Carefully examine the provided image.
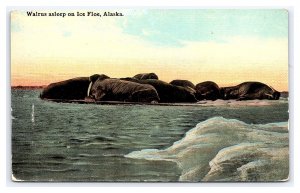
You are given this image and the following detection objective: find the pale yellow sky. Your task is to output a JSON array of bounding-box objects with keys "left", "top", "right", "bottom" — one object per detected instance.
[{"left": 11, "top": 10, "right": 288, "bottom": 91}]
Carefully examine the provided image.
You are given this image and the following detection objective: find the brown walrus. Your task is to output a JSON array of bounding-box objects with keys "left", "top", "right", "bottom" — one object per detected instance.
[
  {"left": 220, "top": 82, "right": 281, "bottom": 100},
  {"left": 87, "top": 78, "right": 160, "bottom": 103}
]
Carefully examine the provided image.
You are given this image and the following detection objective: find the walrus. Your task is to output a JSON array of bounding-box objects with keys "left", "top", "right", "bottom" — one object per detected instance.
[
  {"left": 87, "top": 78, "right": 160, "bottom": 103},
  {"left": 120, "top": 78, "right": 197, "bottom": 103},
  {"left": 40, "top": 74, "right": 111, "bottom": 100},
  {"left": 133, "top": 73, "right": 159, "bottom": 80},
  {"left": 169, "top": 79, "right": 195, "bottom": 89},
  {"left": 195, "top": 81, "right": 221, "bottom": 101},
  {"left": 220, "top": 82, "right": 281, "bottom": 100},
  {"left": 40, "top": 77, "right": 90, "bottom": 100}
]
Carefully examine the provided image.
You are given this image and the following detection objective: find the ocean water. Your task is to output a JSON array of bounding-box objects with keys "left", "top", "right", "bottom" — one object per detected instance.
[{"left": 11, "top": 89, "right": 289, "bottom": 182}]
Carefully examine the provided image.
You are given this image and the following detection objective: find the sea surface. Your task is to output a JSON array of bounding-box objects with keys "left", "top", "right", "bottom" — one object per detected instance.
[{"left": 11, "top": 89, "right": 289, "bottom": 182}]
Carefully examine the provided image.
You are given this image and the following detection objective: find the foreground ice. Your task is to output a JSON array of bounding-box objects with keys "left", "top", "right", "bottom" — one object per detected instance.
[{"left": 125, "top": 117, "right": 289, "bottom": 182}]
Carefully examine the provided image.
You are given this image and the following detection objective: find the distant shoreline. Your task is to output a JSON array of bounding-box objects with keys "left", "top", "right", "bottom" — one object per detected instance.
[
  {"left": 11, "top": 85, "right": 45, "bottom": 90},
  {"left": 280, "top": 91, "right": 289, "bottom": 98}
]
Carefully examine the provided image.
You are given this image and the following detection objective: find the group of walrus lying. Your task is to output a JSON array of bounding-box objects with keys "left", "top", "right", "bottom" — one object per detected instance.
[{"left": 40, "top": 72, "right": 281, "bottom": 103}]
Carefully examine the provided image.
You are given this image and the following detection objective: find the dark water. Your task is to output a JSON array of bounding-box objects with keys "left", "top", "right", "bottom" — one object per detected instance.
[{"left": 11, "top": 89, "right": 289, "bottom": 181}]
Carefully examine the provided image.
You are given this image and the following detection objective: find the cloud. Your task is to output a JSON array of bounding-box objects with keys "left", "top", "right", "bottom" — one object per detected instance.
[{"left": 119, "top": 9, "right": 288, "bottom": 46}]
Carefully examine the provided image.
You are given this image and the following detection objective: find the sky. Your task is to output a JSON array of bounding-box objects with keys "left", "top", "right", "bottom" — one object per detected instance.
[{"left": 11, "top": 9, "right": 288, "bottom": 91}]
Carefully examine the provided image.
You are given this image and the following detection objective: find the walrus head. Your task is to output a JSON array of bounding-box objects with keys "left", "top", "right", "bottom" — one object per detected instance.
[
  {"left": 147, "top": 73, "right": 159, "bottom": 80},
  {"left": 273, "top": 91, "right": 281, "bottom": 100},
  {"left": 270, "top": 86, "right": 281, "bottom": 100},
  {"left": 219, "top": 87, "right": 229, "bottom": 99},
  {"left": 87, "top": 74, "right": 110, "bottom": 97},
  {"left": 265, "top": 91, "right": 280, "bottom": 100},
  {"left": 265, "top": 85, "right": 281, "bottom": 100},
  {"left": 89, "top": 74, "right": 110, "bottom": 83}
]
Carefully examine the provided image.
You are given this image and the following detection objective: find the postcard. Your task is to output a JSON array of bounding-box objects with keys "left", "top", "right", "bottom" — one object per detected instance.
[{"left": 11, "top": 9, "right": 288, "bottom": 182}]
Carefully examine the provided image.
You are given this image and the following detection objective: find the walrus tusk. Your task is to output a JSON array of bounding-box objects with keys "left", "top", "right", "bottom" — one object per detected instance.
[
  {"left": 87, "top": 81, "right": 93, "bottom": 97},
  {"left": 201, "top": 91, "right": 211, "bottom": 96},
  {"left": 264, "top": 93, "right": 273, "bottom": 98}
]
